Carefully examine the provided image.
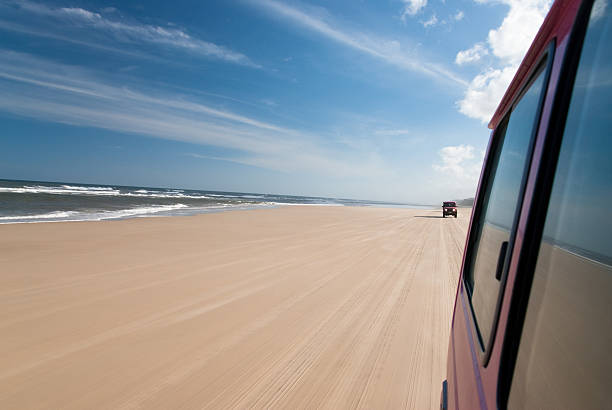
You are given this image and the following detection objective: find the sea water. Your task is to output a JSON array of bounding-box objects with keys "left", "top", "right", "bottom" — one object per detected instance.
[{"left": 0, "top": 179, "right": 433, "bottom": 223}]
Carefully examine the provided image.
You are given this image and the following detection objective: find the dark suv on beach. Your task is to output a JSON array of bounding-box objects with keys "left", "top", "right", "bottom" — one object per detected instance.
[
  {"left": 441, "top": 1, "right": 612, "bottom": 409},
  {"left": 442, "top": 202, "right": 457, "bottom": 218}
]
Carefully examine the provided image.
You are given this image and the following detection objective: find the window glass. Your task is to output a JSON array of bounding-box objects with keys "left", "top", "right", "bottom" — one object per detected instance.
[
  {"left": 466, "top": 66, "right": 547, "bottom": 348},
  {"left": 509, "top": 2, "right": 612, "bottom": 408}
]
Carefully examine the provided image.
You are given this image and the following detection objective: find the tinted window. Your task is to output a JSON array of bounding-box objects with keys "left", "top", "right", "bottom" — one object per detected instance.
[
  {"left": 466, "top": 66, "right": 547, "bottom": 348},
  {"left": 509, "top": 2, "right": 612, "bottom": 408}
]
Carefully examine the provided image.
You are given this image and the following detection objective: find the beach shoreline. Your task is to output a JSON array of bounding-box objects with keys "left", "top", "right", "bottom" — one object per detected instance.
[
  {"left": 1, "top": 206, "right": 468, "bottom": 409},
  {"left": 0, "top": 179, "right": 434, "bottom": 224}
]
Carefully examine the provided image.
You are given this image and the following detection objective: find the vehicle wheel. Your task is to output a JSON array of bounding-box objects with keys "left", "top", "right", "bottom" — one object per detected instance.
[
  {"left": 443, "top": 214, "right": 445, "bottom": 218},
  {"left": 454, "top": 214, "right": 457, "bottom": 218}
]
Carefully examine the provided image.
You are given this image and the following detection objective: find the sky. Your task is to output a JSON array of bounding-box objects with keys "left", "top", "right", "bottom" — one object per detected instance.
[{"left": 0, "top": 0, "right": 553, "bottom": 204}]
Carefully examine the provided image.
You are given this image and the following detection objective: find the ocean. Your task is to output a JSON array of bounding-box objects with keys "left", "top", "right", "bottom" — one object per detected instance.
[{"left": 0, "top": 179, "right": 433, "bottom": 224}]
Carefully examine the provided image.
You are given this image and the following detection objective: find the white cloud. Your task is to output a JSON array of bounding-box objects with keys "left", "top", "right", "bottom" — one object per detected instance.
[
  {"left": 249, "top": 0, "right": 466, "bottom": 86},
  {"left": 457, "top": 66, "right": 516, "bottom": 122},
  {"left": 401, "top": 0, "right": 428, "bottom": 19},
  {"left": 455, "top": 42, "right": 488, "bottom": 65},
  {"left": 3, "top": 1, "right": 259, "bottom": 67},
  {"left": 457, "top": 0, "right": 552, "bottom": 123},
  {"left": 486, "top": 0, "right": 552, "bottom": 65},
  {"left": 433, "top": 144, "right": 483, "bottom": 186},
  {"left": 454, "top": 11, "right": 465, "bottom": 21},
  {"left": 434, "top": 144, "right": 474, "bottom": 172},
  {"left": 591, "top": 0, "right": 608, "bottom": 21},
  {"left": 422, "top": 14, "right": 438, "bottom": 28},
  {"left": 60, "top": 7, "right": 100, "bottom": 21}
]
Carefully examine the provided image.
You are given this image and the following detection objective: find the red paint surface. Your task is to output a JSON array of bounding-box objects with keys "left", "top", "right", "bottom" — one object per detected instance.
[{"left": 445, "top": 0, "right": 583, "bottom": 408}]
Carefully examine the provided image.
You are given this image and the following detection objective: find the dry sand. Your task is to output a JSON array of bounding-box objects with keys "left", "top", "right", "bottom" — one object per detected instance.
[{"left": 0, "top": 206, "right": 469, "bottom": 409}]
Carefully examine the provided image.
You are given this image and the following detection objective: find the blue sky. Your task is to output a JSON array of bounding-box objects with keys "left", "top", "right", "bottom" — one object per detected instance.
[{"left": 0, "top": 0, "right": 552, "bottom": 203}]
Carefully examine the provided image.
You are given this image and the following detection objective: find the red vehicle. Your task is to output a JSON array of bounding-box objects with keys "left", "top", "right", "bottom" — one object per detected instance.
[
  {"left": 442, "top": 1, "right": 612, "bottom": 409},
  {"left": 443, "top": 201, "right": 458, "bottom": 218}
]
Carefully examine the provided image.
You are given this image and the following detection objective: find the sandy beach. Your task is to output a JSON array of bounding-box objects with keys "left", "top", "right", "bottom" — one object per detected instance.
[{"left": 0, "top": 206, "right": 469, "bottom": 409}]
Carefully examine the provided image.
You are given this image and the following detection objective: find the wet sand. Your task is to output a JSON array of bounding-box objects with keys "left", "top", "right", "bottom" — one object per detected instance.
[{"left": 0, "top": 206, "right": 469, "bottom": 409}]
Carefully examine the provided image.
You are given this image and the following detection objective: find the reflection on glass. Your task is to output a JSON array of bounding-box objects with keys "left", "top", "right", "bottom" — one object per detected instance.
[
  {"left": 509, "top": 3, "right": 612, "bottom": 409},
  {"left": 468, "top": 67, "right": 546, "bottom": 347}
]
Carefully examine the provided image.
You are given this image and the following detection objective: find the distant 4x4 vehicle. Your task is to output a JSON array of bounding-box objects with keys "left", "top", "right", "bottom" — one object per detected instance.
[{"left": 442, "top": 202, "right": 457, "bottom": 218}]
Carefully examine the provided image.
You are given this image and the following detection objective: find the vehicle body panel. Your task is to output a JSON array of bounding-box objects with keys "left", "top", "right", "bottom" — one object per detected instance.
[{"left": 445, "top": 1, "right": 583, "bottom": 408}]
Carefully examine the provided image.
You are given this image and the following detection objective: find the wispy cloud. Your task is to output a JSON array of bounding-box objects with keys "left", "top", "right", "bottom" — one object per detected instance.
[
  {"left": 401, "top": 0, "right": 428, "bottom": 20},
  {"left": 433, "top": 145, "right": 475, "bottom": 177},
  {"left": 0, "top": 50, "right": 388, "bottom": 178},
  {"left": 260, "top": 98, "right": 278, "bottom": 107},
  {"left": 421, "top": 14, "right": 439, "bottom": 28},
  {"left": 248, "top": 0, "right": 467, "bottom": 87},
  {"left": 373, "top": 129, "right": 412, "bottom": 137},
  {"left": 433, "top": 144, "right": 483, "bottom": 196},
  {"left": 455, "top": 42, "right": 488, "bottom": 65},
  {"left": 0, "top": 19, "right": 154, "bottom": 60},
  {"left": 1, "top": 0, "right": 260, "bottom": 68}
]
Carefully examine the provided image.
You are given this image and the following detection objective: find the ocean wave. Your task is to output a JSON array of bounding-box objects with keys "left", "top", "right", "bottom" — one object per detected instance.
[
  {"left": 0, "top": 211, "right": 77, "bottom": 220},
  {"left": 99, "top": 204, "right": 189, "bottom": 219},
  {"left": 61, "top": 185, "right": 115, "bottom": 191},
  {"left": 0, "top": 183, "right": 286, "bottom": 203},
  {"left": 0, "top": 204, "right": 189, "bottom": 224},
  {"left": 208, "top": 193, "right": 241, "bottom": 198},
  {"left": 0, "top": 185, "right": 218, "bottom": 200},
  {"left": 120, "top": 192, "right": 213, "bottom": 199},
  {"left": 0, "top": 186, "right": 121, "bottom": 196}
]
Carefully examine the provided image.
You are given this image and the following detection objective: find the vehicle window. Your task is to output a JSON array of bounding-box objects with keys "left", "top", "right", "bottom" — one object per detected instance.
[
  {"left": 509, "top": 2, "right": 612, "bottom": 409},
  {"left": 465, "top": 65, "right": 547, "bottom": 348}
]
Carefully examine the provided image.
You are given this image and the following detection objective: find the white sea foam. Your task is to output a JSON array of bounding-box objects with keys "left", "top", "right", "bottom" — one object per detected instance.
[
  {"left": 61, "top": 185, "right": 115, "bottom": 191},
  {"left": 0, "top": 184, "right": 415, "bottom": 209},
  {"left": 120, "top": 192, "right": 212, "bottom": 199},
  {"left": 0, "top": 185, "right": 217, "bottom": 199},
  {"left": 0, "top": 186, "right": 120, "bottom": 196},
  {"left": 99, "top": 204, "right": 189, "bottom": 219},
  {"left": 0, "top": 204, "right": 190, "bottom": 224},
  {"left": 0, "top": 211, "right": 77, "bottom": 220},
  {"left": 0, "top": 182, "right": 281, "bottom": 203},
  {"left": 208, "top": 194, "right": 241, "bottom": 198}
]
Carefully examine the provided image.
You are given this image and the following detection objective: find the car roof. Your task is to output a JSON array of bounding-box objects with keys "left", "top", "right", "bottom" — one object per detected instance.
[{"left": 488, "top": 0, "right": 581, "bottom": 130}]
